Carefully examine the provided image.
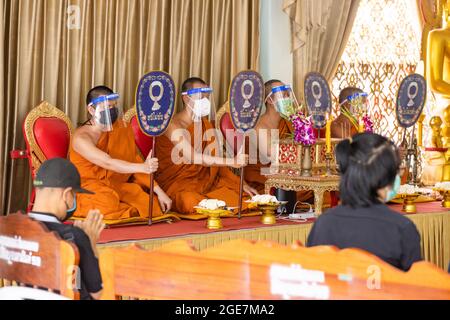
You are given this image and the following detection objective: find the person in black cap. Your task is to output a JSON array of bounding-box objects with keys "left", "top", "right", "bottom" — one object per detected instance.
[{"left": 29, "top": 158, "right": 104, "bottom": 300}]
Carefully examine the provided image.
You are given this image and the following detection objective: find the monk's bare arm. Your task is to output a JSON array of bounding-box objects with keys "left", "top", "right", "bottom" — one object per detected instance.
[
  {"left": 73, "top": 131, "right": 154, "bottom": 174},
  {"left": 164, "top": 123, "right": 244, "bottom": 168},
  {"left": 252, "top": 120, "right": 272, "bottom": 162}
]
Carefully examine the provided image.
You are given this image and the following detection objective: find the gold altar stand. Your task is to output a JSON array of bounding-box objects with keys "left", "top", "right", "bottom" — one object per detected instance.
[{"left": 264, "top": 174, "right": 340, "bottom": 214}]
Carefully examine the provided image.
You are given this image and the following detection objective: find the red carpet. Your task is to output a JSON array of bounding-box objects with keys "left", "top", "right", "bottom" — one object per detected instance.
[
  {"left": 98, "top": 215, "right": 309, "bottom": 244},
  {"left": 389, "top": 201, "right": 447, "bottom": 214},
  {"left": 98, "top": 201, "right": 449, "bottom": 244}
]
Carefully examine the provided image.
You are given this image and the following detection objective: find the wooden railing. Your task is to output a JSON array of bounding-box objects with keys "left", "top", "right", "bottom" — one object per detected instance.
[{"left": 99, "top": 239, "right": 450, "bottom": 300}]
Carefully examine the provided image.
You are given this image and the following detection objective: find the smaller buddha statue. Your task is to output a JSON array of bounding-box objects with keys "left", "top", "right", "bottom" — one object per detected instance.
[
  {"left": 422, "top": 117, "right": 447, "bottom": 185},
  {"left": 430, "top": 116, "right": 444, "bottom": 148}
]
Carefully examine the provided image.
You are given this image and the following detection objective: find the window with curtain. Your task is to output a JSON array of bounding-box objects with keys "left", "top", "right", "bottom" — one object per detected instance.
[{"left": 331, "top": 0, "right": 422, "bottom": 145}]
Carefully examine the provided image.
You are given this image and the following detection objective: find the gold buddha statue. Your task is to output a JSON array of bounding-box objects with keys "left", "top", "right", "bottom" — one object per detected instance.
[
  {"left": 427, "top": 0, "right": 450, "bottom": 106},
  {"left": 426, "top": 0, "right": 450, "bottom": 181}
]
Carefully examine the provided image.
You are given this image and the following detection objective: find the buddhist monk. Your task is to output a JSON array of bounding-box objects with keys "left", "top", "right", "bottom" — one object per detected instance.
[
  {"left": 330, "top": 87, "right": 362, "bottom": 139},
  {"left": 244, "top": 79, "right": 314, "bottom": 204},
  {"left": 155, "top": 77, "right": 258, "bottom": 215},
  {"left": 70, "top": 86, "right": 172, "bottom": 220}
]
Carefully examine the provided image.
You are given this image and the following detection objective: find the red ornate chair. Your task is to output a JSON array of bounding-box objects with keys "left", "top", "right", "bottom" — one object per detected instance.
[
  {"left": 215, "top": 102, "right": 244, "bottom": 157},
  {"left": 10, "top": 101, "right": 73, "bottom": 211},
  {"left": 123, "top": 108, "right": 154, "bottom": 159}
]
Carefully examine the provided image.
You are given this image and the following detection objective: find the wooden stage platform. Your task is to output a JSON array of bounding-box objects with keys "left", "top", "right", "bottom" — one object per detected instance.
[{"left": 97, "top": 202, "right": 450, "bottom": 270}]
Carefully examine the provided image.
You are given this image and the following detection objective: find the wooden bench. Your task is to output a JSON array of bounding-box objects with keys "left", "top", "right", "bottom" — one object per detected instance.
[
  {"left": 0, "top": 213, "right": 80, "bottom": 299},
  {"left": 99, "top": 239, "right": 450, "bottom": 300}
]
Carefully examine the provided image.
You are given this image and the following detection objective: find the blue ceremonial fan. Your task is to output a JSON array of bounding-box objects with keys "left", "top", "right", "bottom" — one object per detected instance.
[
  {"left": 229, "top": 70, "right": 264, "bottom": 133},
  {"left": 135, "top": 71, "right": 176, "bottom": 137},
  {"left": 396, "top": 74, "right": 427, "bottom": 128},
  {"left": 228, "top": 70, "right": 264, "bottom": 219},
  {"left": 135, "top": 71, "right": 176, "bottom": 226},
  {"left": 304, "top": 72, "right": 332, "bottom": 129}
]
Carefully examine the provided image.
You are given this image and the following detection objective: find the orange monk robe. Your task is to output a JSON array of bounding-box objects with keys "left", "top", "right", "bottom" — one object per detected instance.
[
  {"left": 70, "top": 122, "right": 163, "bottom": 220},
  {"left": 244, "top": 118, "right": 314, "bottom": 202},
  {"left": 155, "top": 118, "right": 246, "bottom": 215}
]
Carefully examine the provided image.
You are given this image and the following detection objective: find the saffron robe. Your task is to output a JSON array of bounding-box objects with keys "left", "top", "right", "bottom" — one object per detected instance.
[
  {"left": 70, "top": 122, "right": 162, "bottom": 220},
  {"left": 155, "top": 118, "right": 245, "bottom": 215}
]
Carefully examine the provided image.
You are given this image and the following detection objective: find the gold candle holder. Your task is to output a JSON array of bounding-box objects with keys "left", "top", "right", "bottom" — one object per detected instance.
[
  {"left": 400, "top": 194, "right": 419, "bottom": 214},
  {"left": 258, "top": 203, "right": 279, "bottom": 225},
  {"left": 325, "top": 152, "right": 333, "bottom": 176}
]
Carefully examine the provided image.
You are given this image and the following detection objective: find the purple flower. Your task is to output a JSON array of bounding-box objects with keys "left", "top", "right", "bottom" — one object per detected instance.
[
  {"left": 290, "top": 112, "right": 316, "bottom": 146},
  {"left": 363, "top": 114, "right": 374, "bottom": 133}
]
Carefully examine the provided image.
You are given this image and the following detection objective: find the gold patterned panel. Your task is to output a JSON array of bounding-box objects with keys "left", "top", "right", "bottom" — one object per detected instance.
[
  {"left": 331, "top": 0, "right": 421, "bottom": 145},
  {"left": 23, "top": 101, "right": 73, "bottom": 174},
  {"left": 275, "top": 138, "right": 341, "bottom": 176}
]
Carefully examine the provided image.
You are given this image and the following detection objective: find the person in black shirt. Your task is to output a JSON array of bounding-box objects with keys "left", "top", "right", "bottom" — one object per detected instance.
[
  {"left": 28, "top": 158, "right": 105, "bottom": 300},
  {"left": 307, "top": 133, "right": 422, "bottom": 271}
]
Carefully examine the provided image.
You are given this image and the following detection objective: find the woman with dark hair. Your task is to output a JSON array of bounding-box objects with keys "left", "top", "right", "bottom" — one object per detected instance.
[{"left": 307, "top": 133, "right": 422, "bottom": 271}]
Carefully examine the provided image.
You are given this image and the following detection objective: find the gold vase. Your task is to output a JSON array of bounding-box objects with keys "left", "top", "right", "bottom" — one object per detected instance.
[{"left": 301, "top": 145, "right": 312, "bottom": 177}]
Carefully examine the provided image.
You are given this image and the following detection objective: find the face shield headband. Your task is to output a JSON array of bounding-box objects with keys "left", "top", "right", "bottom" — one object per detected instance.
[
  {"left": 182, "top": 87, "right": 214, "bottom": 122},
  {"left": 88, "top": 93, "right": 121, "bottom": 132},
  {"left": 265, "top": 85, "right": 300, "bottom": 119}
]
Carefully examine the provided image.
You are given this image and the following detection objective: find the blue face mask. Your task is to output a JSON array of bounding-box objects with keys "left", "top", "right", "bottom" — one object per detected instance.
[
  {"left": 385, "top": 175, "right": 401, "bottom": 203},
  {"left": 64, "top": 192, "right": 77, "bottom": 221}
]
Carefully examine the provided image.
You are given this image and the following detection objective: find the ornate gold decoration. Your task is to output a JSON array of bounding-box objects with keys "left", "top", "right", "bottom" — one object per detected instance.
[
  {"left": 214, "top": 102, "right": 230, "bottom": 130},
  {"left": 264, "top": 175, "right": 340, "bottom": 215},
  {"left": 275, "top": 138, "right": 340, "bottom": 176},
  {"left": 123, "top": 107, "right": 137, "bottom": 123},
  {"left": 23, "top": 101, "right": 73, "bottom": 174}
]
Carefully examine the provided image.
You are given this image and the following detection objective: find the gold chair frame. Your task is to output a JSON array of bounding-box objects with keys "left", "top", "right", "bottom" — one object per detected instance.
[{"left": 23, "top": 101, "right": 73, "bottom": 174}]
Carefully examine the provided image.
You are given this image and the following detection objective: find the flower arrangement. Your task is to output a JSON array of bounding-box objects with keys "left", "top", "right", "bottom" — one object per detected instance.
[{"left": 290, "top": 112, "right": 316, "bottom": 146}]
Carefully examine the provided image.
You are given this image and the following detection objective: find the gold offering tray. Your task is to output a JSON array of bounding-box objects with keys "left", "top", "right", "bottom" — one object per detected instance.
[
  {"left": 194, "top": 207, "right": 235, "bottom": 230},
  {"left": 432, "top": 188, "right": 450, "bottom": 208}
]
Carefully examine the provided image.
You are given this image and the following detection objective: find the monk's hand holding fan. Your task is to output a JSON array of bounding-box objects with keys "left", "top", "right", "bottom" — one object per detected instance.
[{"left": 144, "top": 150, "right": 159, "bottom": 174}]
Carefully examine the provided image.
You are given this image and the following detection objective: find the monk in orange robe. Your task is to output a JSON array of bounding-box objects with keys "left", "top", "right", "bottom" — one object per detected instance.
[
  {"left": 155, "top": 77, "right": 258, "bottom": 215},
  {"left": 243, "top": 79, "right": 314, "bottom": 203},
  {"left": 70, "top": 86, "right": 172, "bottom": 220}
]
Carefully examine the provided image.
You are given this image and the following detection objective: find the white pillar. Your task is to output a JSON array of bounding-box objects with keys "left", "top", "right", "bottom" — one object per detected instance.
[{"left": 260, "top": 0, "right": 293, "bottom": 85}]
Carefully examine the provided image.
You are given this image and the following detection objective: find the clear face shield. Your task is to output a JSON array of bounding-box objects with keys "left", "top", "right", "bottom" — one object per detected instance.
[
  {"left": 88, "top": 93, "right": 122, "bottom": 132},
  {"left": 265, "top": 84, "right": 301, "bottom": 119},
  {"left": 182, "top": 87, "right": 215, "bottom": 122}
]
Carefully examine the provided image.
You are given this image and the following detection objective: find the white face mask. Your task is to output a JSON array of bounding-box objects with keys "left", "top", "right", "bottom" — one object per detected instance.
[{"left": 188, "top": 97, "right": 211, "bottom": 122}]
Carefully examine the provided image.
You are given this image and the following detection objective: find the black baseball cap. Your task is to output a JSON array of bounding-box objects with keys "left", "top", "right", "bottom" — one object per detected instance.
[{"left": 33, "top": 158, "right": 94, "bottom": 194}]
